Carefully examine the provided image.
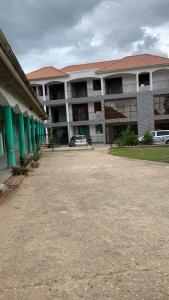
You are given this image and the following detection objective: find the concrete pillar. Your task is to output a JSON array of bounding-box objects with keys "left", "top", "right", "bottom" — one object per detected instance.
[
  {"left": 40, "top": 123, "right": 42, "bottom": 144},
  {"left": 101, "top": 78, "right": 105, "bottom": 96},
  {"left": 4, "top": 106, "right": 16, "bottom": 167},
  {"left": 31, "top": 118, "right": 36, "bottom": 151},
  {"left": 101, "top": 99, "right": 106, "bottom": 144},
  {"left": 18, "top": 113, "right": 26, "bottom": 158},
  {"left": 35, "top": 121, "right": 39, "bottom": 147},
  {"left": 150, "top": 72, "right": 153, "bottom": 91},
  {"left": 26, "top": 116, "right": 32, "bottom": 153},
  {"left": 136, "top": 73, "right": 139, "bottom": 92},
  {"left": 65, "top": 82, "right": 70, "bottom": 142},
  {"left": 137, "top": 91, "right": 155, "bottom": 136}
]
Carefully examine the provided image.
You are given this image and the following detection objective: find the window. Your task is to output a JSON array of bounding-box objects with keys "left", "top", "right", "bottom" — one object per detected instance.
[
  {"left": 157, "top": 131, "right": 169, "bottom": 136},
  {"left": 32, "top": 86, "right": 37, "bottom": 95},
  {"left": 93, "top": 79, "right": 101, "bottom": 91},
  {"left": 71, "top": 81, "right": 87, "bottom": 98},
  {"left": 105, "top": 77, "right": 123, "bottom": 94},
  {"left": 154, "top": 95, "right": 169, "bottom": 115},
  {"left": 49, "top": 84, "right": 65, "bottom": 100},
  {"left": 139, "top": 73, "right": 150, "bottom": 86},
  {"left": 94, "top": 102, "right": 101, "bottom": 113},
  {"left": 96, "top": 125, "right": 103, "bottom": 134},
  {"left": 38, "top": 85, "right": 43, "bottom": 96},
  {"left": 105, "top": 98, "right": 137, "bottom": 119}
]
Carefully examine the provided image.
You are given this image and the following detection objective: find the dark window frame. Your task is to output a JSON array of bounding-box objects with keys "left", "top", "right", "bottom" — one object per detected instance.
[{"left": 93, "top": 79, "right": 101, "bottom": 91}]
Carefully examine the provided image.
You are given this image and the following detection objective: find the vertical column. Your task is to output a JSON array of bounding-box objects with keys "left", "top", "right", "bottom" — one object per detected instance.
[
  {"left": 150, "top": 72, "right": 153, "bottom": 91},
  {"left": 35, "top": 121, "right": 39, "bottom": 147},
  {"left": 18, "top": 112, "right": 26, "bottom": 158},
  {"left": 101, "top": 78, "right": 106, "bottom": 144},
  {"left": 31, "top": 118, "right": 36, "bottom": 151},
  {"left": 4, "top": 106, "right": 16, "bottom": 167},
  {"left": 40, "top": 123, "right": 42, "bottom": 144},
  {"left": 136, "top": 73, "right": 139, "bottom": 92},
  {"left": 101, "top": 78, "right": 105, "bottom": 96},
  {"left": 26, "top": 116, "right": 32, "bottom": 153},
  {"left": 101, "top": 99, "right": 106, "bottom": 144},
  {"left": 65, "top": 82, "right": 70, "bottom": 142},
  {"left": 42, "top": 84, "right": 48, "bottom": 143}
]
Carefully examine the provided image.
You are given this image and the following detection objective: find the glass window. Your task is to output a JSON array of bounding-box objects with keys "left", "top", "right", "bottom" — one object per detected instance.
[
  {"left": 94, "top": 102, "right": 101, "bottom": 112},
  {"left": 154, "top": 95, "right": 169, "bottom": 115},
  {"left": 32, "top": 86, "right": 37, "bottom": 95},
  {"left": 105, "top": 98, "right": 137, "bottom": 119},
  {"left": 157, "top": 131, "right": 169, "bottom": 136},
  {"left": 139, "top": 73, "right": 150, "bottom": 86},
  {"left": 38, "top": 85, "right": 43, "bottom": 96},
  {"left": 93, "top": 79, "right": 101, "bottom": 91},
  {"left": 96, "top": 125, "right": 103, "bottom": 134}
]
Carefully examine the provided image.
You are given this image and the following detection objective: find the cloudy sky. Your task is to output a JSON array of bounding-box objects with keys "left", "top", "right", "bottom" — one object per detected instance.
[{"left": 1, "top": 0, "right": 169, "bottom": 73}]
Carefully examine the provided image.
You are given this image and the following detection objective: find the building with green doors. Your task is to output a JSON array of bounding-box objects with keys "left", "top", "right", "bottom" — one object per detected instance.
[{"left": 0, "top": 30, "right": 46, "bottom": 170}]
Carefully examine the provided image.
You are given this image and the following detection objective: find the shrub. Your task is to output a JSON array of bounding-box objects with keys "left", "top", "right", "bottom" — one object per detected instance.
[
  {"left": 32, "top": 151, "right": 41, "bottom": 161},
  {"left": 20, "top": 155, "right": 32, "bottom": 167},
  {"left": 142, "top": 131, "right": 153, "bottom": 145},
  {"left": 115, "top": 128, "right": 138, "bottom": 146},
  {"left": 12, "top": 166, "right": 29, "bottom": 176}
]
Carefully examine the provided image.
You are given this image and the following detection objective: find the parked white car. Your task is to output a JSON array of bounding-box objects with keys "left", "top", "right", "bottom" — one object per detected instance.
[
  {"left": 139, "top": 130, "right": 169, "bottom": 144},
  {"left": 69, "top": 135, "right": 89, "bottom": 146}
]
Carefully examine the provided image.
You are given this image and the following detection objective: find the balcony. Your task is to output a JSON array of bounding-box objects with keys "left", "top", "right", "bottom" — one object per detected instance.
[
  {"left": 69, "top": 111, "right": 104, "bottom": 125},
  {"left": 153, "top": 79, "right": 169, "bottom": 91},
  {"left": 71, "top": 81, "right": 88, "bottom": 98},
  {"left": 49, "top": 83, "right": 65, "bottom": 101}
]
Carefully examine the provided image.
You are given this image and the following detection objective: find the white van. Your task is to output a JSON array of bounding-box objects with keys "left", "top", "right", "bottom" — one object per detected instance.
[{"left": 139, "top": 130, "right": 169, "bottom": 144}]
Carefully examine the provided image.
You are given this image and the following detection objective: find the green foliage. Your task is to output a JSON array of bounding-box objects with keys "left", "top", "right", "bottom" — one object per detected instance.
[
  {"left": 12, "top": 166, "right": 29, "bottom": 176},
  {"left": 48, "top": 138, "right": 55, "bottom": 151},
  {"left": 20, "top": 155, "right": 32, "bottom": 167},
  {"left": 115, "top": 128, "right": 138, "bottom": 146},
  {"left": 32, "top": 150, "right": 41, "bottom": 161},
  {"left": 111, "top": 146, "right": 169, "bottom": 163},
  {"left": 142, "top": 131, "right": 153, "bottom": 145}
]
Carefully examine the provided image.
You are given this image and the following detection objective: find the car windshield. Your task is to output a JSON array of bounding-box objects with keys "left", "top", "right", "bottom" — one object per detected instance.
[{"left": 75, "top": 135, "right": 86, "bottom": 141}]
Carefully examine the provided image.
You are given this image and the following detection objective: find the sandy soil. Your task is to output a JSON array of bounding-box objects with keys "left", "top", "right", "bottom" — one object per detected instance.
[{"left": 0, "top": 149, "right": 169, "bottom": 299}]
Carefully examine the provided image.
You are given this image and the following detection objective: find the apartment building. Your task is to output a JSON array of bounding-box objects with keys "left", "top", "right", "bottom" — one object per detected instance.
[
  {"left": 27, "top": 54, "right": 169, "bottom": 144},
  {"left": 0, "top": 30, "right": 46, "bottom": 170}
]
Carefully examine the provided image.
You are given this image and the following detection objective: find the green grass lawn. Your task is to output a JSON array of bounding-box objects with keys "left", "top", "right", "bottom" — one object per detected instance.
[{"left": 111, "top": 146, "right": 169, "bottom": 163}]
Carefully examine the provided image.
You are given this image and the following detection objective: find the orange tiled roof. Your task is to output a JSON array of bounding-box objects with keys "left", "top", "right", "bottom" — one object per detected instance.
[
  {"left": 26, "top": 54, "right": 169, "bottom": 80},
  {"left": 61, "top": 60, "right": 115, "bottom": 73},
  {"left": 97, "top": 54, "right": 169, "bottom": 73},
  {"left": 26, "top": 67, "right": 67, "bottom": 80}
]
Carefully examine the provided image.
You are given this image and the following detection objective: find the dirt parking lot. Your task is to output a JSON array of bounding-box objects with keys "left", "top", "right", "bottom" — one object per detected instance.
[{"left": 0, "top": 148, "right": 169, "bottom": 299}]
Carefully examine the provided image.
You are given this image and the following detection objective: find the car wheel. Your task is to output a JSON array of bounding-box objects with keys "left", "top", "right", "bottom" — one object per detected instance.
[{"left": 166, "top": 140, "right": 169, "bottom": 144}]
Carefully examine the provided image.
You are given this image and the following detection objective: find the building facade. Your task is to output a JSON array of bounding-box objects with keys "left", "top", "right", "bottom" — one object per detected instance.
[
  {"left": 0, "top": 30, "right": 46, "bottom": 170},
  {"left": 27, "top": 54, "right": 169, "bottom": 144}
]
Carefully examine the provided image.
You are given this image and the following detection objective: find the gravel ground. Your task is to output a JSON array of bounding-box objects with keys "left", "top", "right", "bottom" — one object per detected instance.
[{"left": 0, "top": 149, "right": 169, "bottom": 299}]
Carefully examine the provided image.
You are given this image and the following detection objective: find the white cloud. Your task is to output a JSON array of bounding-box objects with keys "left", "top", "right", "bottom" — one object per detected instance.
[{"left": 143, "top": 24, "right": 169, "bottom": 56}]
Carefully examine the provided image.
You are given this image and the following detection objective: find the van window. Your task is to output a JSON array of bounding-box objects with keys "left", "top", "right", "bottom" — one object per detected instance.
[{"left": 157, "top": 131, "right": 169, "bottom": 136}]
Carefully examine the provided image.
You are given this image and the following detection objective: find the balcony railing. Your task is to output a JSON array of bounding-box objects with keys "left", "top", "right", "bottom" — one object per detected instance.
[
  {"left": 153, "top": 79, "right": 169, "bottom": 90},
  {"left": 123, "top": 83, "right": 137, "bottom": 93},
  {"left": 139, "top": 85, "right": 150, "bottom": 92},
  {"left": 69, "top": 111, "right": 104, "bottom": 123}
]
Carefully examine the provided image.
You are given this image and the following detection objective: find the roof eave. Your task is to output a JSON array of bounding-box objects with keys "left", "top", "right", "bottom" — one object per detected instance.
[
  {"left": 28, "top": 74, "right": 69, "bottom": 81},
  {"left": 96, "top": 63, "right": 169, "bottom": 74}
]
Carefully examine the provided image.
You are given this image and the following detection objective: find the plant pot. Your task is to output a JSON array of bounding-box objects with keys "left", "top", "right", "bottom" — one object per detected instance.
[{"left": 31, "top": 161, "right": 40, "bottom": 168}]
